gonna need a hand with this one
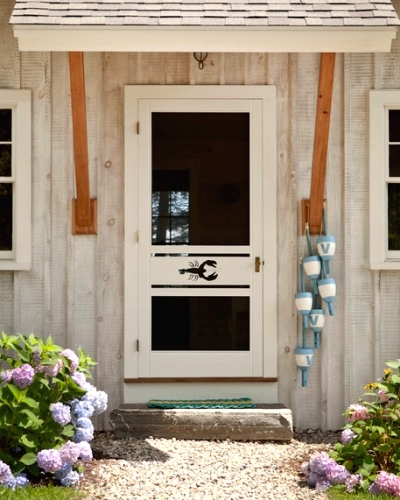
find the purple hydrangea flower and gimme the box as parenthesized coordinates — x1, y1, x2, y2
(12, 364, 35, 389)
(325, 462, 350, 484)
(59, 441, 81, 465)
(82, 388, 108, 415)
(0, 461, 12, 484)
(60, 470, 80, 487)
(347, 404, 370, 422)
(71, 371, 87, 388)
(1, 371, 13, 383)
(341, 428, 356, 445)
(345, 474, 362, 493)
(50, 402, 71, 426)
(74, 426, 94, 443)
(36, 449, 63, 473)
(71, 399, 94, 419)
(33, 348, 41, 366)
(4, 473, 29, 490)
(369, 471, 400, 496)
(77, 441, 93, 462)
(308, 452, 332, 476)
(315, 478, 331, 491)
(61, 349, 79, 373)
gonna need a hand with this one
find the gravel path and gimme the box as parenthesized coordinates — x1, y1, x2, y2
(79, 430, 340, 500)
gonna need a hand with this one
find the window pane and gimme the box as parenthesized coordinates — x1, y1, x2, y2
(0, 110, 11, 142)
(388, 183, 400, 250)
(0, 183, 12, 251)
(152, 113, 250, 246)
(152, 296, 250, 351)
(0, 145, 12, 177)
(389, 110, 400, 142)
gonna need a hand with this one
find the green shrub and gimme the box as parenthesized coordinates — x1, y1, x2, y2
(0, 333, 107, 490)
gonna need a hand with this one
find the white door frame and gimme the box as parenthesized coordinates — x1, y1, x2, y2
(124, 85, 277, 382)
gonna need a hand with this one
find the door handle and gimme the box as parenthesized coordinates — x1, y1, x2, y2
(255, 256, 261, 273)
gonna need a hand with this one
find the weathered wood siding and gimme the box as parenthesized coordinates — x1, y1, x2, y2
(2, 0, 400, 429)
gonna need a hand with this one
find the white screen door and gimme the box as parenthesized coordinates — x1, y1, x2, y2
(125, 86, 277, 379)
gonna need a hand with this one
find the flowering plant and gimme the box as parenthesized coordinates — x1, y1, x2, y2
(0, 333, 107, 489)
(302, 359, 400, 495)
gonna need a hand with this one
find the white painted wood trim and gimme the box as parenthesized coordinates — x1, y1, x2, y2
(370, 90, 400, 270)
(0, 89, 31, 271)
(13, 26, 397, 53)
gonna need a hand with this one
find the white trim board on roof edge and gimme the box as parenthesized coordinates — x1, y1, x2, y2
(12, 26, 397, 53)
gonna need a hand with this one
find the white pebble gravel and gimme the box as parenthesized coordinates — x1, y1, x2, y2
(79, 430, 339, 500)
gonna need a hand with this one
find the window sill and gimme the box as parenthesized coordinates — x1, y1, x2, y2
(370, 261, 400, 270)
(0, 261, 31, 271)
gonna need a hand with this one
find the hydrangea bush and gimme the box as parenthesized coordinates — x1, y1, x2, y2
(302, 359, 400, 496)
(0, 333, 107, 489)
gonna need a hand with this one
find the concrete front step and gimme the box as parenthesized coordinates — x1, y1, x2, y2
(110, 404, 293, 441)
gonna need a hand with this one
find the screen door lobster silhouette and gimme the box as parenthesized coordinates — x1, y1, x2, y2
(135, 95, 264, 378)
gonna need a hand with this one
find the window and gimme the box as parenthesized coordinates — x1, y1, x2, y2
(0, 90, 31, 270)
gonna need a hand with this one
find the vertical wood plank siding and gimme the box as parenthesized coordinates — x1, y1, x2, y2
(2, 0, 400, 429)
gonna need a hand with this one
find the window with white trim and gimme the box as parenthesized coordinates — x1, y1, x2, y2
(0, 90, 31, 270)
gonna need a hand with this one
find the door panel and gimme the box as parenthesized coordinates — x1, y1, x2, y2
(125, 87, 276, 380)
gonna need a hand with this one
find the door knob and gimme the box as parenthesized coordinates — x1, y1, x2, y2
(255, 256, 261, 273)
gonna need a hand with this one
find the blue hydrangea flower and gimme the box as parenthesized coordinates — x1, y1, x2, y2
(50, 402, 71, 426)
(55, 463, 72, 481)
(74, 426, 94, 443)
(4, 473, 29, 489)
(76, 417, 93, 429)
(77, 441, 93, 462)
(82, 388, 108, 415)
(36, 449, 63, 473)
(0, 461, 12, 484)
(71, 399, 94, 419)
(61, 349, 79, 373)
(60, 470, 80, 487)
(12, 364, 35, 389)
(59, 441, 81, 465)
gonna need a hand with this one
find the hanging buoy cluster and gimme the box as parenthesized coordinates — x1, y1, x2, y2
(294, 210, 336, 387)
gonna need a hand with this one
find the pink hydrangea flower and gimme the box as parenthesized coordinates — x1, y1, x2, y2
(61, 349, 79, 373)
(369, 471, 400, 496)
(36, 359, 63, 378)
(347, 404, 370, 422)
(378, 389, 389, 403)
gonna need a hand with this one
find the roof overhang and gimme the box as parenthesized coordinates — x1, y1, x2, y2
(12, 25, 398, 53)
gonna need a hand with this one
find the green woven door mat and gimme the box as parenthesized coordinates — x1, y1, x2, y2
(147, 398, 256, 409)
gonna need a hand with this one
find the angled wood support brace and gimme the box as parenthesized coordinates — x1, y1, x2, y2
(69, 52, 97, 235)
(302, 53, 336, 235)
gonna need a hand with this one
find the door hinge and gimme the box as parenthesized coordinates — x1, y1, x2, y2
(136, 339, 139, 352)
(136, 122, 140, 134)
(136, 231, 140, 243)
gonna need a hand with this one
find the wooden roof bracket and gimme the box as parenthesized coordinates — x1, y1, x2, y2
(69, 51, 97, 235)
(302, 52, 336, 235)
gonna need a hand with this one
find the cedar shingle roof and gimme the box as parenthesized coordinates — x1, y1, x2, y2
(10, 0, 400, 27)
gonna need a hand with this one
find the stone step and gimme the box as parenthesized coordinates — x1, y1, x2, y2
(110, 404, 293, 441)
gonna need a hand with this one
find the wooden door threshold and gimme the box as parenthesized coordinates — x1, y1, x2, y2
(124, 377, 278, 383)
